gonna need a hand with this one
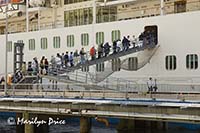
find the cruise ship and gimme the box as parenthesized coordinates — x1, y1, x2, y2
(0, 0, 200, 90)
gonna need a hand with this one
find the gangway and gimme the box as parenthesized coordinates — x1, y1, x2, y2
(38, 25, 158, 90)
(56, 43, 157, 73)
(45, 43, 159, 83)
(40, 43, 158, 91)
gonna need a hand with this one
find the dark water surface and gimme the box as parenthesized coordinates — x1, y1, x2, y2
(0, 114, 199, 133)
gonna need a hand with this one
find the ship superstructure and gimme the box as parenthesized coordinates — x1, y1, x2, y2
(0, 0, 198, 33)
(0, 0, 199, 86)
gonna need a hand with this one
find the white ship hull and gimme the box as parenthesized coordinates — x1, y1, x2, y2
(0, 11, 200, 84)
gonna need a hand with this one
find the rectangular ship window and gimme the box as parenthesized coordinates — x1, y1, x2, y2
(111, 30, 121, 42)
(96, 32, 104, 45)
(165, 55, 177, 70)
(96, 63, 104, 72)
(186, 54, 198, 70)
(41, 38, 48, 50)
(81, 33, 89, 46)
(67, 35, 75, 47)
(53, 36, 61, 49)
(29, 39, 35, 51)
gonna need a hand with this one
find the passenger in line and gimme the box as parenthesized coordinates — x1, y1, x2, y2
(130, 35, 136, 48)
(27, 61, 33, 75)
(103, 42, 111, 57)
(61, 53, 65, 66)
(90, 46, 96, 60)
(64, 51, 69, 67)
(98, 44, 103, 58)
(116, 39, 122, 52)
(139, 32, 144, 41)
(138, 32, 144, 47)
(143, 31, 148, 46)
(74, 49, 79, 65)
(55, 53, 62, 68)
(127, 35, 131, 50)
(153, 78, 158, 92)
(32, 57, 38, 75)
(50, 55, 56, 71)
(0, 77, 5, 85)
(69, 52, 74, 67)
(122, 36, 130, 51)
(112, 41, 117, 54)
(40, 56, 45, 74)
(13, 70, 23, 83)
(80, 48, 86, 64)
(145, 31, 151, 45)
(21, 62, 26, 76)
(44, 58, 49, 74)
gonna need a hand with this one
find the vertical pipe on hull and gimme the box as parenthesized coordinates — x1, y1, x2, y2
(38, 9, 40, 31)
(92, 0, 96, 46)
(160, 0, 164, 15)
(5, 4, 8, 96)
(26, 0, 29, 32)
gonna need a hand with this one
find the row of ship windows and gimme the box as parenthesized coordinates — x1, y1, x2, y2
(7, 30, 121, 52)
(82, 58, 138, 72)
(166, 54, 198, 70)
(83, 54, 199, 72)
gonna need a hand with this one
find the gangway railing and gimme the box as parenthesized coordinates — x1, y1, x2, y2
(1, 82, 200, 102)
(40, 64, 139, 92)
(55, 41, 157, 73)
(43, 42, 158, 85)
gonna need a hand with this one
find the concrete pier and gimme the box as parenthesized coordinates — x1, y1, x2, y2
(16, 113, 24, 133)
(117, 119, 168, 133)
(16, 113, 49, 133)
(34, 114, 49, 133)
(23, 112, 34, 133)
(117, 119, 135, 133)
(80, 117, 91, 133)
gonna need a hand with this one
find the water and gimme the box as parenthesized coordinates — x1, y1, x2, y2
(0, 116, 199, 133)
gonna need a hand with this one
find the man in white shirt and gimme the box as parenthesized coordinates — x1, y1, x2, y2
(147, 77, 153, 92)
(55, 53, 62, 68)
(116, 39, 122, 52)
(130, 35, 136, 48)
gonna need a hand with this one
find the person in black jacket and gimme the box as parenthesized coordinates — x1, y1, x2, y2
(63, 52, 69, 67)
(112, 41, 117, 54)
(122, 36, 130, 51)
(104, 42, 111, 57)
(98, 43, 103, 58)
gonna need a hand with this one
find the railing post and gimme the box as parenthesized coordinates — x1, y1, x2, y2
(106, 78, 108, 89)
(89, 86, 91, 99)
(85, 72, 88, 83)
(103, 85, 105, 99)
(117, 78, 119, 91)
(12, 84, 15, 96)
(125, 81, 129, 100)
(76, 70, 78, 81)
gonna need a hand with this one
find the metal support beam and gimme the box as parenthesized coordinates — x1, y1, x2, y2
(23, 112, 34, 133)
